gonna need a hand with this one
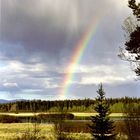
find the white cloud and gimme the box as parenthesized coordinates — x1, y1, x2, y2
(73, 64, 136, 85)
(43, 78, 60, 89)
(3, 82, 18, 88)
(80, 76, 126, 85)
(0, 60, 47, 75)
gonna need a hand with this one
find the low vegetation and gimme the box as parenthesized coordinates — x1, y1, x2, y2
(0, 121, 135, 140)
(0, 115, 21, 123)
(0, 123, 92, 140)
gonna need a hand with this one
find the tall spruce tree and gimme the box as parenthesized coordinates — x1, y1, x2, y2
(89, 84, 115, 140)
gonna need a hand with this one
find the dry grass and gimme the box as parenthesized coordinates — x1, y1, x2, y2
(0, 112, 125, 117)
(0, 123, 93, 140)
(72, 112, 124, 117)
(0, 123, 55, 140)
(0, 113, 41, 117)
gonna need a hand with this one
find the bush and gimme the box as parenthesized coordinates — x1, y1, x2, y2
(38, 113, 74, 121)
(123, 103, 140, 140)
(0, 115, 21, 123)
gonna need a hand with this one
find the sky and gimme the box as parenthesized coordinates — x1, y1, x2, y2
(0, 0, 140, 100)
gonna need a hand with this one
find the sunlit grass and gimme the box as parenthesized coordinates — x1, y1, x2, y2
(72, 112, 124, 117)
(0, 123, 93, 140)
(0, 112, 125, 117)
(0, 123, 55, 140)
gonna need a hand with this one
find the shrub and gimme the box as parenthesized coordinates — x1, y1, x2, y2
(38, 113, 74, 121)
(0, 115, 21, 123)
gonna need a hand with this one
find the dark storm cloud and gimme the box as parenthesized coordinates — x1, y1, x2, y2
(0, 0, 129, 65)
(0, 0, 71, 63)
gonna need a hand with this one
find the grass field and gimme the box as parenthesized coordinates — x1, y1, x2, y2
(0, 123, 92, 140)
(0, 123, 54, 140)
(0, 112, 125, 117)
(0, 112, 128, 139)
(72, 112, 124, 117)
(0, 122, 128, 140)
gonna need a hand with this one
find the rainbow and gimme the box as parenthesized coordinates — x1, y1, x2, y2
(59, 16, 102, 99)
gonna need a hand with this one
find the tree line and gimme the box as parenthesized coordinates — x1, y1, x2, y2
(0, 97, 139, 113)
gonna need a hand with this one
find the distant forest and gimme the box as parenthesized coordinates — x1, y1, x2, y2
(0, 97, 140, 113)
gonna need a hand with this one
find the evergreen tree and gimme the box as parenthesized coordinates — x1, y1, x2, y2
(119, 0, 140, 76)
(128, 0, 140, 20)
(89, 84, 115, 140)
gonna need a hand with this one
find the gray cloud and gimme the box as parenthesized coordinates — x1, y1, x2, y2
(0, 0, 139, 99)
(0, 0, 130, 64)
(68, 82, 140, 99)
